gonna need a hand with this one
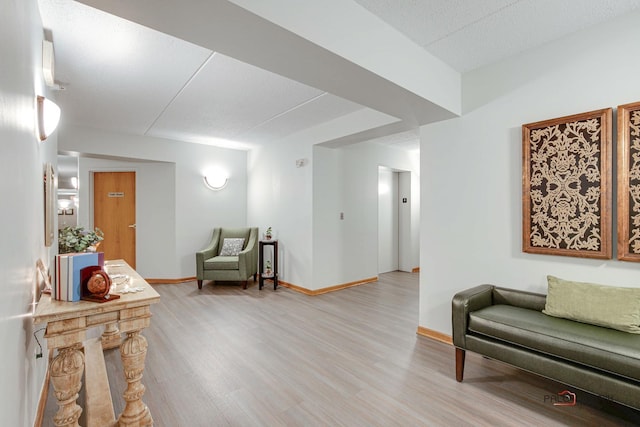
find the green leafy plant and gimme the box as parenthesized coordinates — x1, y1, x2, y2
(265, 226, 272, 239)
(58, 226, 104, 254)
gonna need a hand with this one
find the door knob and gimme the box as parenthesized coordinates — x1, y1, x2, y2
(128, 224, 136, 229)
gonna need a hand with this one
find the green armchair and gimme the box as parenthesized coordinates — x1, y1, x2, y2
(196, 227, 259, 289)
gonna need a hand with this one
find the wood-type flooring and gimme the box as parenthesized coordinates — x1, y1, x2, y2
(44, 272, 640, 426)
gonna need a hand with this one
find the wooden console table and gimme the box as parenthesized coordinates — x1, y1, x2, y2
(34, 260, 160, 427)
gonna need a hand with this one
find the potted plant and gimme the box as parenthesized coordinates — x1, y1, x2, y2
(58, 226, 104, 254)
(265, 226, 272, 240)
(264, 260, 272, 277)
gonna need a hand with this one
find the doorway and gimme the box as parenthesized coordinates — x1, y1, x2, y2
(378, 167, 412, 273)
(378, 168, 399, 273)
(57, 155, 79, 230)
(93, 171, 136, 268)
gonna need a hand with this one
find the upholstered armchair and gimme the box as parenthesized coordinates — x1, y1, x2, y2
(196, 227, 259, 289)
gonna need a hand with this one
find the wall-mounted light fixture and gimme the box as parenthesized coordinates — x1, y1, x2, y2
(43, 40, 55, 87)
(203, 168, 228, 191)
(58, 198, 72, 209)
(37, 95, 61, 141)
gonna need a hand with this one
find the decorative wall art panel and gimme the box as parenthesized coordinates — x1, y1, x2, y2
(617, 101, 640, 261)
(522, 108, 612, 259)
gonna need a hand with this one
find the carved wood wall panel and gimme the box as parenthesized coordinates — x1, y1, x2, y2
(617, 101, 640, 261)
(522, 108, 612, 259)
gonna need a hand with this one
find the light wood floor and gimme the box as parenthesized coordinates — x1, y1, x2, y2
(44, 272, 640, 426)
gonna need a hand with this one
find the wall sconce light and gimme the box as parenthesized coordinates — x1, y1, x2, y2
(203, 168, 228, 191)
(37, 95, 61, 141)
(58, 198, 71, 209)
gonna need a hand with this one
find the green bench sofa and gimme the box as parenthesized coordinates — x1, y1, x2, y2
(452, 284, 640, 410)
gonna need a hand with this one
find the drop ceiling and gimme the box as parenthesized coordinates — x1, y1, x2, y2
(354, 0, 640, 72)
(38, 0, 640, 154)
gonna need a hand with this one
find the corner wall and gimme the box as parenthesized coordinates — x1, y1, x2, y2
(248, 127, 420, 291)
(247, 140, 314, 288)
(246, 108, 402, 290)
(313, 142, 420, 290)
(0, 1, 56, 424)
(77, 157, 177, 278)
(420, 11, 640, 335)
(61, 126, 247, 278)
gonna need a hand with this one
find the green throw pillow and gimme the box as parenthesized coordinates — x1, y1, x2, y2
(543, 276, 640, 333)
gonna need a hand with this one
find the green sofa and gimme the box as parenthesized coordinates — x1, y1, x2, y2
(196, 227, 258, 289)
(452, 285, 640, 410)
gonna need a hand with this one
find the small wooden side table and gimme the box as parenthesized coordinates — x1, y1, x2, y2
(259, 239, 278, 290)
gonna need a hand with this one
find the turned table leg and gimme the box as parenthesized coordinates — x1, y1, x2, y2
(118, 330, 153, 426)
(101, 321, 122, 350)
(50, 344, 85, 427)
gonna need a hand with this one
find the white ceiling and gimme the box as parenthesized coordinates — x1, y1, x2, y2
(354, 0, 640, 72)
(38, 0, 365, 151)
(38, 0, 640, 155)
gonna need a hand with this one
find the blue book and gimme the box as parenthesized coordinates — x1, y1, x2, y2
(69, 252, 100, 302)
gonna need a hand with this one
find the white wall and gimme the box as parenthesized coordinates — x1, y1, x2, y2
(248, 124, 420, 292)
(247, 140, 314, 288)
(57, 207, 77, 228)
(77, 158, 176, 278)
(312, 145, 344, 286)
(420, 11, 640, 335)
(378, 168, 399, 273)
(247, 106, 420, 290)
(0, 1, 55, 424)
(313, 142, 420, 290)
(60, 126, 247, 278)
(398, 171, 414, 272)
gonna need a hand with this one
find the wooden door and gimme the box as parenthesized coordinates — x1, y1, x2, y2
(93, 172, 136, 267)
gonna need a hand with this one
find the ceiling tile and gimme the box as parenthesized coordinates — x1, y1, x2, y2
(367, 129, 419, 152)
(237, 93, 364, 144)
(354, 0, 640, 72)
(427, 0, 640, 71)
(38, 0, 212, 134)
(353, 0, 517, 47)
(147, 53, 327, 143)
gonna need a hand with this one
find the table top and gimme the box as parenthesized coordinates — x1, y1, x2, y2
(33, 259, 160, 324)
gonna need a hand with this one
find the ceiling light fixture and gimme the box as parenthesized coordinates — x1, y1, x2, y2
(203, 168, 228, 191)
(37, 95, 61, 141)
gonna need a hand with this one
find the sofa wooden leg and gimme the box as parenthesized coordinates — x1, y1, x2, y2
(455, 348, 465, 382)
(197, 279, 203, 289)
(243, 280, 248, 290)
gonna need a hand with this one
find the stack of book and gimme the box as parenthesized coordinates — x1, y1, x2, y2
(54, 252, 104, 301)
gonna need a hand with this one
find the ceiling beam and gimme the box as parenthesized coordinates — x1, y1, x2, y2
(76, 0, 459, 128)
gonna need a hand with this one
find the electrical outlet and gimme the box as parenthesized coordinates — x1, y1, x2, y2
(340, 212, 344, 220)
